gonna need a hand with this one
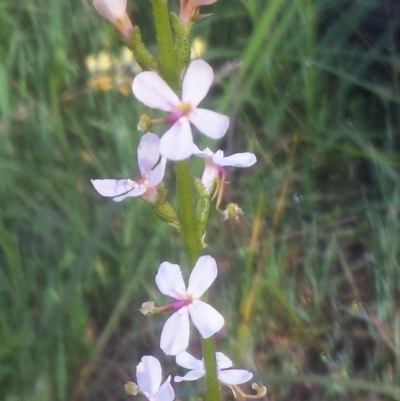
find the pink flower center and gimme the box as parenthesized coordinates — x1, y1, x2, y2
(167, 102, 194, 124)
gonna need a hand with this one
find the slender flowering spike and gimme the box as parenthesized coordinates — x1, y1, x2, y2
(132, 59, 229, 160)
(91, 133, 166, 203)
(128, 356, 174, 401)
(193, 145, 257, 193)
(180, 0, 218, 25)
(92, 0, 134, 40)
(155, 255, 224, 355)
(174, 351, 253, 385)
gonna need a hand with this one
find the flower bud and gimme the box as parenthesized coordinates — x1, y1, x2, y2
(92, 0, 134, 40)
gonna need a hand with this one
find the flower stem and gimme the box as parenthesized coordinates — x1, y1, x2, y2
(150, 0, 179, 91)
(150, 2, 221, 400)
(175, 160, 202, 266)
(175, 161, 221, 401)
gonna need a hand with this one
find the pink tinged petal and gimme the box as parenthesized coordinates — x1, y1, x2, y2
(216, 352, 233, 369)
(189, 301, 224, 338)
(160, 119, 194, 161)
(148, 157, 166, 187)
(182, 60, 214, 106)
(156, 262, 187, 299)
(141, 187, 159, 204)
(154, 376, 175, 401)
(219, 369, 253, 385)
(189, 108, 229, 139)
(161, 311, 190, 355)
(91, 179, 135, 197)
(201, 160, 219, 192)
(93, 0, 127, 22)
(213, 152, 257, 168)
(174, 369, 205, 383)
(132, 72, 180, 112)
(138, 133, 161, 174)
(176, 352, 203, 370)
(136, 356, 162, 397)
(193, 0, 218, 5)
(187, 255, 217, 298)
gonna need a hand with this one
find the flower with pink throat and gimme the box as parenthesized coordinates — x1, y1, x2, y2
(132, 59, 229, 161)
(91, 133, 166, 203)
(133, 356, 175, 401)
(92, 0, 134, 40)
(174, 351, 253, 385)
(155, 255, 225, 355)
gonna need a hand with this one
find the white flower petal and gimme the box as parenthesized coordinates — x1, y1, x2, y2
(148, 157, 166, 187)
(189, 108, 229, 139)
(154, 376, 175, 401)
(187, 255, 217, 298)
(174, 369, 205, 383)
(176, 352, 203, 370)
(136, 356, 162, 397)
(132, 72, 179, 112)
(189, 301, 224, 338)
(91, 179, 134, 197)
(93, 0, 127, 22)
(212, 152, 257, 168)
(156, 262, 186, 299)
(138, 133, 161, 174)
(160, 119, 194, 161)
(160, 311, 190, 355)
(113, 187, 146, 202)
(219, 369, 253, 385)
(216, 352, 233, 369)
(182, 59, 213, 107)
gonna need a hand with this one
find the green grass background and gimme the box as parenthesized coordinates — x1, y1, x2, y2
(1, 0, 400, 400)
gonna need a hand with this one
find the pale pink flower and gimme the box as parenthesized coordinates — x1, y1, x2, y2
(136, 356, 175, 401)
(174, 351, 253, 385)
(92, 0, 134, 40)
(193, 145, 257, 193)
(91, 133, 166, 203)
(155, 255, 225, 355)
(132, 59, 229, 161)
(179, 0, 218, 25)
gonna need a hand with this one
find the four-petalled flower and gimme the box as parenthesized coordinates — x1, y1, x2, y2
(132, 59, 229, 161)
(91, 133, 166, 203)
(155, 255, 225, 355)
(174, 351, 253, 385)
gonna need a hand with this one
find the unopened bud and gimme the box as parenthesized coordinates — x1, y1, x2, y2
(93, 0, 127, 23)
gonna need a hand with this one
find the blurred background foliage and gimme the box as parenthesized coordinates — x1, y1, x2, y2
(1, 0, 400, 400)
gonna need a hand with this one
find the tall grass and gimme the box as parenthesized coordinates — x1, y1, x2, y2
(1, 0, 399, 400)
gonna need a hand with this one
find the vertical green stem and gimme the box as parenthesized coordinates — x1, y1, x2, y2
(150, 3, 221, 400)
(175, 160, 202, 266)
(150, 0, 179, 90)
(175, 161, 221, 401)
